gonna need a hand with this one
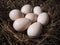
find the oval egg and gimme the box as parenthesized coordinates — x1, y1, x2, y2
(25, 13, 38, 22)
(13, 18, 32, 32)
(21, 4, 33, 14)
(9, 9, 24, 21)
(27, 22, 42, 38)
(33, 6, 42, 15)
(37, 12, 49, 25)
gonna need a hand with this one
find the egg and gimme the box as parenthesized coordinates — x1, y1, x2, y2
(33, 6, 42, 15)
(13, 18, 32, 32)
(21, 4, 33, 14)
(25, 13, 38, 22)
(9, 9, 24, 21)
(27, 22, 42, 38)
(37, 12, 49, 25)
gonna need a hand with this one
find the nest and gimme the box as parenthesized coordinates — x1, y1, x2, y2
(0, 0, 60, 45)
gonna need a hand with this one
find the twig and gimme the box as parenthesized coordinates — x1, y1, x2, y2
(2, 30, 12, 45)
(37, 35, 48, 45)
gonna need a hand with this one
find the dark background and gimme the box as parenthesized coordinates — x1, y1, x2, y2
(0, 0, 60, 45)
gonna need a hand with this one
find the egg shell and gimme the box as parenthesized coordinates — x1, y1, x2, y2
(21, 4, 33, 14)
(9, 9, 24, 21)
(25, 13, 38, 22)
(33, 6, 42, 15)
(13, 18, 32, 32)
(27, 22, 42, 38)
(37, 12, 49, 25)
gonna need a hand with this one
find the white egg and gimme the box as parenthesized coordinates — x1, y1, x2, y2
(37, 12, 49, 25)
(9, 9, 24, 21)
(27, 22, 42, 38)
(13, 18, 32, 32)
(33, 6, 42, 15)
(21, 4, 33, 14)
(25, 13, 38, 22)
